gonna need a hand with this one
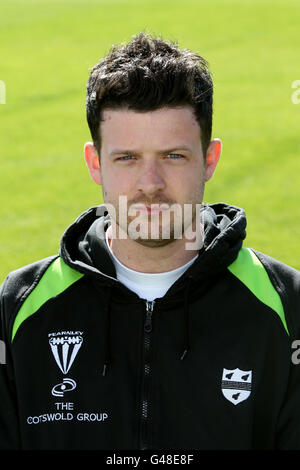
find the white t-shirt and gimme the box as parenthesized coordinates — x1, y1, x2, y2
(105, 228, 198, 301)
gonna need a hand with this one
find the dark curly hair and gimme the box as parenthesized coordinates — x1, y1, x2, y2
(86, 32, 213, 156)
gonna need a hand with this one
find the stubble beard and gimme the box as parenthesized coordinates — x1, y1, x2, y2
(101, 181, 205, 249)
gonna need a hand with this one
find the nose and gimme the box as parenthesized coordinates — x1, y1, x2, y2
(136, 161, 166, 197)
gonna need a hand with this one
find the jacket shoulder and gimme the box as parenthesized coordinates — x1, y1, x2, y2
(0, 255, 59, 338)
(253, 249, 300, 298)
(251, 249, 300, 338)
(227, 247, 300, 338)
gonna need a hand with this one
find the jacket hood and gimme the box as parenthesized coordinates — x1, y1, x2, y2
(59, 202, 247, 289)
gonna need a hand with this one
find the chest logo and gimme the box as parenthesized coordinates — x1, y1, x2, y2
(49, 331, 83, 374)
(48, 331, 83, 397)
(221, 368, 252, 405)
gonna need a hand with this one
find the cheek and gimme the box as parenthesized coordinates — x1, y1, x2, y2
(174, 167, 203, 188)
(177, 170, 206, 202)
(102, 172, 132, 201)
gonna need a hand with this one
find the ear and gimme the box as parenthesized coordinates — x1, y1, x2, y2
(84, 142, 102, 185)
(205, 138, 222, 182)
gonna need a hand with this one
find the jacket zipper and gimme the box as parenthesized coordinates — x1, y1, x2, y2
(140, 300, 155, 450)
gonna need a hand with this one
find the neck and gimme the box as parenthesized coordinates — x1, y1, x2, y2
(107, 226, 199, 273)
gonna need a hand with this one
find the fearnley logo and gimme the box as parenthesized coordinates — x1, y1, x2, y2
(221, 368, 252, 405)
(48, 331, 83, 397)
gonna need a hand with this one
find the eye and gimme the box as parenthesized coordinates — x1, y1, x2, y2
(116, 155, 135, 161)
(167, 153, 184, 160)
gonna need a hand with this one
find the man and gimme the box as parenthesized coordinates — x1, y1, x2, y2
(1, 32, 300, 450)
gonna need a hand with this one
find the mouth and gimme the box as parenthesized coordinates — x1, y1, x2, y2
(132, 203, 170, 215)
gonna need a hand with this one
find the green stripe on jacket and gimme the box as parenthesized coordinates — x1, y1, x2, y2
(228, 247, 288, 335)
(11, 257, 84, 342)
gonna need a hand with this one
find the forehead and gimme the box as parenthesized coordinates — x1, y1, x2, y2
(99, 106, 202, 150)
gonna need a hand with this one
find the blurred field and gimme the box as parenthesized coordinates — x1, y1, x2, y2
(0, 0, 300, 281)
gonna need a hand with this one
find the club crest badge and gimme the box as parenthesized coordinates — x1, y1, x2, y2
(221, 368, 252, 405)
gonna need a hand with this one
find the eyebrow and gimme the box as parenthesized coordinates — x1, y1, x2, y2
(109, 146, 192, 156)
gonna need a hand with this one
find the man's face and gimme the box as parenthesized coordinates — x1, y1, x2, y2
(85, 106, 221, 248)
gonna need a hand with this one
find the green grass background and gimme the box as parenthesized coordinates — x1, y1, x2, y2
(0, 0, 299, 282)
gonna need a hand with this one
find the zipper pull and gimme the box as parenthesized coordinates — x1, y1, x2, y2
(144, 301, 155, 333)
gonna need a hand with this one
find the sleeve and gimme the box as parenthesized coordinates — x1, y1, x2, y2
(274, 265, 300, 449)
(276, 359, 300, 449)
(252, 250, 300, 448)
(0, 276, 21, 449)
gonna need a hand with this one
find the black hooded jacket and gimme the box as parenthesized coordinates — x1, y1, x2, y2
(0, 202, 300, 450)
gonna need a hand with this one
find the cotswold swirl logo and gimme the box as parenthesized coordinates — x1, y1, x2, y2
(48, 331, 83, 397)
